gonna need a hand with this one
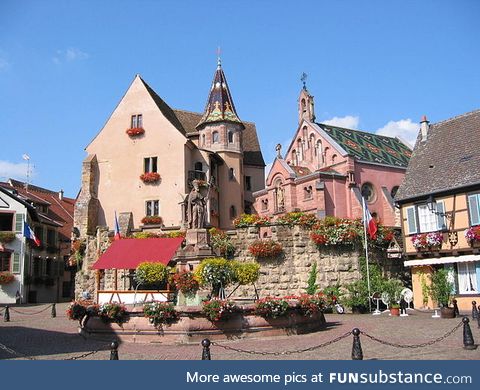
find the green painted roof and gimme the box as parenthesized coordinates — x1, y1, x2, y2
(319, 124, 412, 168)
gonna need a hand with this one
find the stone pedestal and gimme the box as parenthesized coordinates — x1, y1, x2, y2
(186, 229, 210, 249)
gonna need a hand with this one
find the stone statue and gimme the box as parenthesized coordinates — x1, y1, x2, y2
(187, 180, 211, 229)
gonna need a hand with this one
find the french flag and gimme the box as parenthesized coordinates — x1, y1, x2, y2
(363, 198, 378, 240)
(114, 211, 121, 240)
(23, 221, 41, 247)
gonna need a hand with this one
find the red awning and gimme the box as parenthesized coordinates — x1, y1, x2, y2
(91, 237, 184, 270)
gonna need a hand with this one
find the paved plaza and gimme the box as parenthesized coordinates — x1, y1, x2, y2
(0, 303, 479, 360)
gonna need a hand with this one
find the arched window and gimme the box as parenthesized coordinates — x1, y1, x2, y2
(228, 131, 234, 143)
(212, 131, 219, 143)
(324, 147, 329, 165)
(274, 179, 285, 212)
(301, 99, 306, 114)
(230, 205, 237, 219)
(229, 168, 235, 181)
(292, 149, 298, 166)
(316, 140, 323, 165)
(304, 186, 313, 200)
(332, 154, 337, 164)
(309, 134, 315, 151)
(361, 182, 376, 203)
(194, 162, 203, 172)
(297, 138, 303, 161)
(391, 186, 399, 199)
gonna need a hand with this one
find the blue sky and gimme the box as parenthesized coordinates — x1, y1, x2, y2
(0, 0, 479, 197)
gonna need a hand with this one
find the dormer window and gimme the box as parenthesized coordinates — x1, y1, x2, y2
(131, 114, 143, 128)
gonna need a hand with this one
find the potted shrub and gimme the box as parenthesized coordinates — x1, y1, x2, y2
(428, 268, 454, 318)
(134, 262, 170, 290)
(344, 280, 369, 314)
(381, 278, 404, 314)
(143, 301, 179, 326)
(195, 257, 236, 298)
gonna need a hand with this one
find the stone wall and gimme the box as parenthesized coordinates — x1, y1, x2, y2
(228, 225, 404, 298)
(75, 224, 405, 300)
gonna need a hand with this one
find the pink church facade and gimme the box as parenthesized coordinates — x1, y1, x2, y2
(253, 87, 412, 227)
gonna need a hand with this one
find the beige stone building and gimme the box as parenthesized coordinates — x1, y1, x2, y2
(74, 60, 265, 235)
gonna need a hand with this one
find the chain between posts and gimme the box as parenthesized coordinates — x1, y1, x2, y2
(0, 340, 109, 361)
(211, 331, 352, 356)
(360, 320, 464, 349)
(9, 304, 53, 315)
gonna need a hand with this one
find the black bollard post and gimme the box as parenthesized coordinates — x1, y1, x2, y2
(477, 305, 480, 329)
(351, 328, 363, 360)
(462, 317, 477, 350)
(110, 341, 119, 360)
(472, 301, 478, 320)
(51, 303, 56, 318)
(201, 338, 211, 360)
(4, 305, 10, 322)
(452, 299, 459, 318)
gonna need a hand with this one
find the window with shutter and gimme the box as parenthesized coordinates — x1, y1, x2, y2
(12, 253, 21, 274)
(406, 206, 417, 234)
(436, 201, 447, 230)
(468, 194, 480, 226)
(15, 213, 24, 232)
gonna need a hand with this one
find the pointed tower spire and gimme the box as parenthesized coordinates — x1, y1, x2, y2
(196, 59, 243, 129)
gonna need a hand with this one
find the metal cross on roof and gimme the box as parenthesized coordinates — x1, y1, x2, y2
(301, 72, 307, 89)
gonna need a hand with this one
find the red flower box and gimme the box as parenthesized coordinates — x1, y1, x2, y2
(126, 127, 145, 137)
(248, 239, 283, 258)
(140, 172, 160, 183)
(141, 216, 163, 225)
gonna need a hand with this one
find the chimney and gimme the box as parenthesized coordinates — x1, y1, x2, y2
(59, 189, 64, 201)
(420, 115, 429, 141)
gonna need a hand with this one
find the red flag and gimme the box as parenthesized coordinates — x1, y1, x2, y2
(114, 212, 121, 240)
(363, 199, 378, 240)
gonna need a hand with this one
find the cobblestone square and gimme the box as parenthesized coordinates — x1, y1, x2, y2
(1, 303, 479, 360)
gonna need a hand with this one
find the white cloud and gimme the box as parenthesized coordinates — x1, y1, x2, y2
(53, 47, 89, 64)
(322, 115, 360, 129)
(376, 119, 419, 148)
(0, 160, 32, 181)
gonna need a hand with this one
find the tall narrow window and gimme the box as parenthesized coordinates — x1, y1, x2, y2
(212, 131, 219, 143)
(245, 176, 252, 191)
(457, 262, 478, 294)
(144, 157, 158, 173)
(229, 168, 235, 181)
(131, 114, 143, 128)
(146, 200, 160, 216)
(228, 131, 234, 143)
(230, 205, 237, 219)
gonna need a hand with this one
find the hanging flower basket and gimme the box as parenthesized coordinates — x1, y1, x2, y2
(0, 231, 16, 244)
(140, 172, 160, 183)
(412, 232, 443, 250)
(465, 226, 480, 245)
(0, 271, 15, 285)
(141, 216, 163, 225)
(126, 127, 145, 137)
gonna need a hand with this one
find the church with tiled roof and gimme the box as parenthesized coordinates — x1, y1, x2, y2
(253, 83, 413, 227)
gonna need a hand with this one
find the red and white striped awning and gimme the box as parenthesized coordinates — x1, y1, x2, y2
(404, 254, 480, 267)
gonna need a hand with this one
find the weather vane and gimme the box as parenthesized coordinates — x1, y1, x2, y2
(301, 72, 307, 90)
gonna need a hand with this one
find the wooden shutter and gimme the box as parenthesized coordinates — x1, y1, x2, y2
(12, 253, 21, 274)
(436, 201, 447, 230)
(405, 206, 418, 234)
(468, 194, 480, 226)
(15, 213, 24, 232)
